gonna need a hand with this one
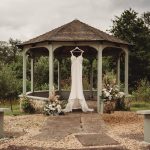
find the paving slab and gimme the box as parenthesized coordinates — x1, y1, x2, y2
(69, 146, 127, 150)
(0, 145, 65, 150)
(34, 113, 123, 149)
(81, 114, 105, 133)
(34, 115, 82, 141)
(75, 133, 119, 146)
(1, 145, 127, 150)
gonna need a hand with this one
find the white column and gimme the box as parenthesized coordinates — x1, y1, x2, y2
(57, 60, 60, 91)
(23, 51, 27, 95)
(48, 45, 54, 96)
(117, 57, 120, 88)
(90, 59, 93, 98)
(58, 59, 61, 94)
(31, 58, 34, 92)
(97, 45, 103, 113)
(124, 49, 129, 95)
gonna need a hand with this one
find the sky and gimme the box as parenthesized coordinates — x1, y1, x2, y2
(0, 0, 149, 42)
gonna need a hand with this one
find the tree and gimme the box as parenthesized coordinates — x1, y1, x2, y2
(0, 38, 21, 64)
(109, 8, 150, 89)
(34, 56, 49, 90)
(0, 41, 11, 63)
(142, 11, 150, 29)
(0, 65, 20, 111)
(9, 38, 22, 62)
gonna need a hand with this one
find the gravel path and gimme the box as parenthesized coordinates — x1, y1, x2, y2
(102, 111, 150, 150)
(0, 112, 150, 150)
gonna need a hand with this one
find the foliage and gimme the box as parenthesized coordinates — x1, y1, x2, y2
(9, 38, 22, 62)
(0, 65, 19, 99)
(0, 41, 11, 63)
(131, 101, 150, 111)
(0, 38, 24, 100)
(0, 38, 21, 63)
(102, 56, 117, 74)
(43, 89, 64, 116)
(142, 11, 150, 28)
(39, 83, 49, 90)
(34, 56, 49, 90)
(103, 71, 116, 86)
(83, 77, 90, 90)
(61, 78, 71, 90)
(0, 100, 23, 116)
(132, 79, 150, 101)
(109, 8, 150, 89)
(21, 96, 35, 113)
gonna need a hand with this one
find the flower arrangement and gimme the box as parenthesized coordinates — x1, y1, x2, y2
(102, 84, 125, 101)
(43, 88, 64, 116)
(102, 84, 126, 113)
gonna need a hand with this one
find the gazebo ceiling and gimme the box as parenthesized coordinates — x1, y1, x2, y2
(54, 46, 97, 58)
(19, 19, 129, 47)
(27, 46, 122, 58)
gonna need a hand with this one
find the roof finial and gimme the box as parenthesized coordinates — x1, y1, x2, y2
(74, 18, 79, 21)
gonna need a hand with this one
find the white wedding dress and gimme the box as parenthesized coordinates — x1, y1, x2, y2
(64, 53, 93, 112)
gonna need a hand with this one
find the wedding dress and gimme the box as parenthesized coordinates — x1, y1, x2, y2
(64, 53, 93, 112)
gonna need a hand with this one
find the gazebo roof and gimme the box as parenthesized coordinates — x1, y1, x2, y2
(20, 19, 129, 47)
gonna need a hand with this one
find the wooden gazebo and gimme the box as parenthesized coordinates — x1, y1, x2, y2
(18, 19, 130, 113)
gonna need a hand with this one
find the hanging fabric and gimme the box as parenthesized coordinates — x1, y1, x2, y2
(64, 47, 93, 112)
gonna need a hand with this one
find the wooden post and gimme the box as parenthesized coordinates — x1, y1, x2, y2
(117, 56, 120, 88)
(124, 49, 129, 95)
(48, 45, 54, 96)
(90, 59, 94, 99)
(97, 45, 103, 113)
(23, 51, 27, 95)
(31, 58, 34, 92)
(58, 59, 61, 94)
(0, 111, 4, 138)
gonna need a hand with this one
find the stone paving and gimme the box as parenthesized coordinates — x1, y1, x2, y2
(75, 133, 119, 146)
(34, 113, 123, 149)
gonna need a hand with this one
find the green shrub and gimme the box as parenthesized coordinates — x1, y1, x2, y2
(132, 79, 150, 101)
(21, 96, 35, 113)
(103, 71, 116, 86)
(115, 99, 130, 111)
(34, 56, 49, 90)
(0, 65, 19, 99)
(83, 77, 90, 90)
(37, 83, 49, 91)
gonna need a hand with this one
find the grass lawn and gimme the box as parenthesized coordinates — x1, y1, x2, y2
(0, 100, 24, 116)
(130, 101, 150, 111)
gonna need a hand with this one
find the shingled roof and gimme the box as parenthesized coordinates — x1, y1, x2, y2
(20, 19, 129, 46)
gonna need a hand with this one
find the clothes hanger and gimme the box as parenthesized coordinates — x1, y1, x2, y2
(70, 47, 84, 54)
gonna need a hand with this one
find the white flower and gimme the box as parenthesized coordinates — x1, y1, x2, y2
(108, 95, 112, 100)
(102, 84, 125, 101)
(102, 88, 110, 97)
(109, 88, 113, 93)
(56, 105, 62, 113)
(118, 92, 125, 98)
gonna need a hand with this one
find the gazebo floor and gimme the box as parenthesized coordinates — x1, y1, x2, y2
(27, 90, 97, 101)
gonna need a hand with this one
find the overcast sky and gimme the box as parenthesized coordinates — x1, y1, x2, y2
(0, 0, 149, 42)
